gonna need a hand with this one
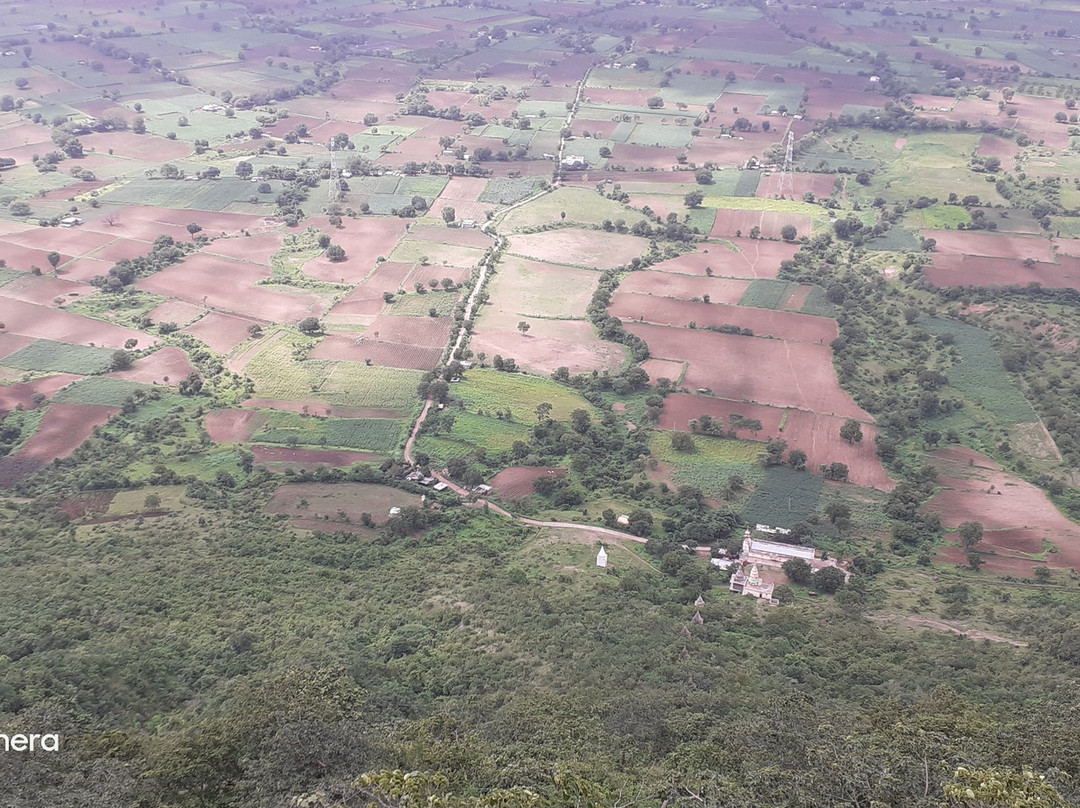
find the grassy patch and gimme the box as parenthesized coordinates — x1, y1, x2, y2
(479, 176, 547, 205)
(733, 171, 761, 198)
(740, 466, 823, 526)
(799, 285, 836, 317)
(920, 317, 1039, 425)
(651, 432, 763, 500)
(2, 340, 115, 374)
(52, 377, 149, 406)
(387, 291, 459, 317)
(738, 278, 799, 310)
(905, 204, 972, 230)
(454, 369, 592, 422)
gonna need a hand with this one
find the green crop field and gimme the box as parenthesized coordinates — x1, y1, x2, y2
(626, 124, 693, 149)
(799, 285, 836, 317)
(739, 279, 799, 310)
(318, 363, 423, 411)
(866, 227, 923, 251)
(253, 410, 402, 451)
(435, 411, 532, 454)
(52, 377, 148, 407)
(479, 177, 547, 205)
(733, 171, 761, 198)
(740, 466, 824, 527)
(2, 341, 115, 375)
(454, 369, 592, 422)
(920, 317, 1040, 425)
(651, 433, 763, 501)
(99, 178, 258, 212)
(325, 418, 401, 451)
(905, 204, 972, 230)
(388, 291, 458, 317)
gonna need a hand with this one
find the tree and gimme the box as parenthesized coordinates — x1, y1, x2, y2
(839, 418, 863, 444)
(363, 113, 378, 126)
(763, 438, 787, 467)
(235, 161, 253, 179)
(684, 189, 704, 208)
(788, 449, 808, 471)
(823, 462, 849, 481)
(441, 206, 455, 224)
(773, 585, 795, 605)
(570, 409, 591, 434)
(813, 566, 846, 594)
(535, 402, 553, 422)
(298, 317, 321, 334)
(517, 320, 530, 336)
(46, 251, 60, 269)
(186, 223, 202, 238)
(326, 244, 346, 262)
(782, 558, 813, 585)
(694, 167, 713, 185)
(670, 432, 695, 453)
(825, 503, 851, 524)
(646, 96, 664, 109)
(957, 521, 983, 548)
(107, 349, 134, 371)
(780, 224, 797, 242)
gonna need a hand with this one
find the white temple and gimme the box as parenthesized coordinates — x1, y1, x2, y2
(596, 546, 608, 568)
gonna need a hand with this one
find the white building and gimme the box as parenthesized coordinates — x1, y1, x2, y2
(596, 546, 608, 567)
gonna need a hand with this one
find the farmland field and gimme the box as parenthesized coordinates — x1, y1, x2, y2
(51, 377, 147, 407)
(454, 369, 592, 423)
(1, 341, 115, 374)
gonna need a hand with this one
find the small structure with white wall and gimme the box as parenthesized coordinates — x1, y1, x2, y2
(596, 545, 608, 568)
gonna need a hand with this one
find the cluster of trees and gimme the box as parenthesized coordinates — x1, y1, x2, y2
(89, 235, 196, 292)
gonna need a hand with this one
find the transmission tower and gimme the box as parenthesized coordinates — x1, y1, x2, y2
(327, 138, 341, 205)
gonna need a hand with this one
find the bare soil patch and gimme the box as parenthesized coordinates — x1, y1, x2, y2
(0, 403, 119, 488)
(618, 271, 750, 304)
(626, 323, 869, 420)
(184, 311, 263, 355)
(264, 481, 419, 532)
(507, 229, 648, 269)
(205, 409, 268, 443)
(252, 446, 380, 470)
(649, 239, 799, 279)
(108, 347, 196, 385)
(490, 467, 567, 499)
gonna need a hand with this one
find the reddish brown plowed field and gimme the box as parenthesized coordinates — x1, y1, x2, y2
(437, 176, 488, 203)
(252, 446, 380, 469)
(205, 409, 268, 443)
(657, 394, 891, 489)
(183, 311, 262, 354)
(87, 237, 154, 263)
(109, 347, 196, 385)
(507, 230, 648, 269)
(0, 374, 80, 412)
(243, 399, 401, 419)
(57, 257, 114, 283)
(137, 253, 327, 323)
(0, 241, 75, 272)
(0, 403, 119, 488)
(0, 298, 154, 349)
(366, 314, 454, 348)
(470, 320, 626, 376)
(148, 300, 205, 326)
(650, 239, 799, 279)
(309, 334, 442, 370)
(711, 209, 812, 241)
(781, 285, 813, 311)
(264, 481, 420, 533)
(618, 270, 750, 303)
(641, 358, 686, 385)
(925, 253, 1080, 290)
(977, 134, 1021, 160)
(923, 230, 1056, 262)
(5, 227, 116, 257)
(626, 322, 868, 419)
(490, 466, 567, 499)
(611, 293, 836, 344)
(306, 216, 410, 268)
(204, 232, 283, 263)
(0, 274, 95, 306)
(0, 333, 35, 362)
(658, 393, 785, 435)
(924, 447, 1080, 572)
